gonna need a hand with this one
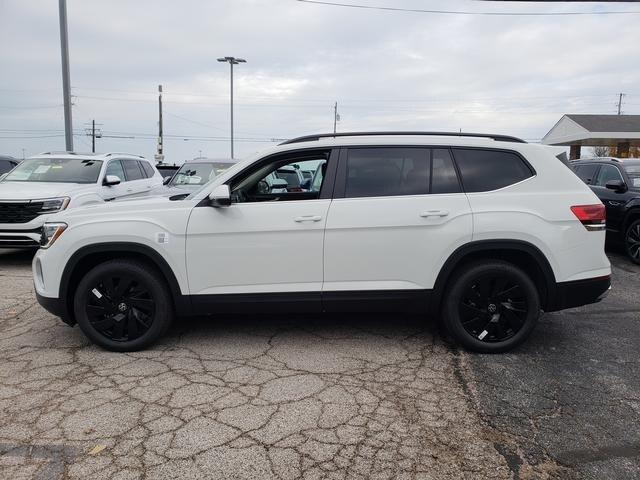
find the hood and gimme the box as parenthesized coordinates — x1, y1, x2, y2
(0, 181, 90, 200)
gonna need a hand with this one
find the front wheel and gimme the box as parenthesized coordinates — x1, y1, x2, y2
(625, 219, 640, 265)
(73, 259, 173, 351)
(442, 261, 540, 353)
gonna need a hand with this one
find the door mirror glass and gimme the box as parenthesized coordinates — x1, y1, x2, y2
(163, 175, 173, 185)
(605, 179, 627, 192)
(208, 184, 231, 207)
(103, 174, 121, 186)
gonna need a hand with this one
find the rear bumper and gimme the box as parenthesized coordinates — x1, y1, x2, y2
(35, 291, 74, 326)
(547, 275, 611, 312)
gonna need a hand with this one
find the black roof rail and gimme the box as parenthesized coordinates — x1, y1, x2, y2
(279, 131, 527, 145)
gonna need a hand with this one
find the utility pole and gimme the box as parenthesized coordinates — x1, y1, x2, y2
(84, 120, 102, 152)
(217, 56, 246, 159)
(333, 102, 339, 134)
(58, 0, 73, 151)
(156, 84, 164, 163)
(617, 93, 625, 115)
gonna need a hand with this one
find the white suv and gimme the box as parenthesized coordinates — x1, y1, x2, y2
(33, 133, 611, 353)
(0, 152, 162, 247)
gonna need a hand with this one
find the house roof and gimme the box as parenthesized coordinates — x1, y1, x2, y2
(542, 114, 640, 146)
(565, 114, 640, 133)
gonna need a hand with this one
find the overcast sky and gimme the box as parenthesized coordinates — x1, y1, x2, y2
(1, 0, 639, 162)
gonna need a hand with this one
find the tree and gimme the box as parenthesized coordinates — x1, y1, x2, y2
(591, 146, 611, 157)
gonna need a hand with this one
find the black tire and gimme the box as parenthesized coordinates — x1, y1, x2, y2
(442, 260, 540, 353)
(624, 219, 640, 265)
(73, 259, 173, 351)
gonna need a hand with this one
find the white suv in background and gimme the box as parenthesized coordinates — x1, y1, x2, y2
(33, 132, 611, 353)
(0, 152, 162, 247)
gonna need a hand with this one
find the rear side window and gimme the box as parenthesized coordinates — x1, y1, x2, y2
(431, 149, 461, 194)
(574, 164, 598, 185)
(453, 148, 533, 192)
(140, 161, 155, 178)
(122, 159, 143, 181)
(345, 148, 429, 198)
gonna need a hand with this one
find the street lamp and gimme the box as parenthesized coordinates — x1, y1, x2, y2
(217, 56, 246, 159)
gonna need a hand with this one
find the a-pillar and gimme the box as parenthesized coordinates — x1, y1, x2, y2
(617, 142, 630, 158)
(569, 144, 581, 160)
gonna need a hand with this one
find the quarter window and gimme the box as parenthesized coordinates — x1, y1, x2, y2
(345, 148, 429, 198)
(453, 148, 533, 192)
(594, 164, 623, 187)
(122, 159, 143, 181)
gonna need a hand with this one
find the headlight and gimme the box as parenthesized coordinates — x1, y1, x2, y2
(37, 197, 70, 214)
(40, 222, 68, 249)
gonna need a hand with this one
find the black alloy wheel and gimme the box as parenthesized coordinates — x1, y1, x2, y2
(74, 260, 172, 351)
(625, 219, 640, 265)
(443, 261, 540, 353)
(85, 274, 155, 342)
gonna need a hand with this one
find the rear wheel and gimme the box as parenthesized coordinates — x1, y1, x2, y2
(73, 259, 173, 351)
(624, 219, 640, 265)
(442, 261, 540, 353)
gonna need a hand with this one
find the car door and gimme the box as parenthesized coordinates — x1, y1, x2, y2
(99, 159, 130, 201)
(322, 147, 472, 311)
(185, 149, 336, 312)
(121, 159, 149, 197)
(591, 163, 628, 232)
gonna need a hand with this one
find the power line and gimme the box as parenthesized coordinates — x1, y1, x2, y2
(296, 0, 640, 16)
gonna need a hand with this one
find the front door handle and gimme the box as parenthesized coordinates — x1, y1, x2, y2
(294, 215, 322, 222)
(420, 210, 449, 218)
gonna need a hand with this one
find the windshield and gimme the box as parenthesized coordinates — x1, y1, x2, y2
(625, 165, 640, 188)
(171, 162, 234, 187)
(4, 158, 103, 184)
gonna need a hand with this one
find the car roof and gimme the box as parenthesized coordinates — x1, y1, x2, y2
(572, 157, 640, 167)
(30, 151, 148, 161)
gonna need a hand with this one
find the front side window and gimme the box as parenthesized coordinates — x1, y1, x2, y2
(106, 160, 126, 182)
(172, 162, 235, 187)
(4, 158, 103, 184)
(345, 148, 429, 198)
(231, 151, 329, 203)
(594, 164, 623, 187)
(624, 165, 640, 188)
(453, 148, 534, 192)
(122, 159, 143, 181)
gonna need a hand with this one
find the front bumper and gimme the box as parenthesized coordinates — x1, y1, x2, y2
(0, 227, 41, 248)
(35, 291, 74, 326)
(547, 275, 611, 312)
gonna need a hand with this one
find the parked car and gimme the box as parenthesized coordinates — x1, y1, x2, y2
(0, 152, 162, 248)
(0, 155, 19, 175)
(155, 158, 237, 197)
(34, 132, 610, 353)
(571, 156, 640, 264)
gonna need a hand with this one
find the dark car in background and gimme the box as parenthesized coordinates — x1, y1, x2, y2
(571, 157, 640, 263)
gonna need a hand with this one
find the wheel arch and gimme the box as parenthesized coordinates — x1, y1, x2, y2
(623, 205, 640, 233)
(431, 240, 557, 315)
(60, 242, 190, 325)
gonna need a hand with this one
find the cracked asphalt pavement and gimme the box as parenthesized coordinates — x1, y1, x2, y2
(0, 248, 638, 479)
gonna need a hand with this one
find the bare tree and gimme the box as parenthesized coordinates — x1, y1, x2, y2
(591, 146, 610, 157)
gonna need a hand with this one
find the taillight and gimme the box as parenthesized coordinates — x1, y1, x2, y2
(570, 204, 606, 231)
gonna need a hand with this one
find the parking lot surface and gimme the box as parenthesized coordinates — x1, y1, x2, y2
(0, 249, 638, 480)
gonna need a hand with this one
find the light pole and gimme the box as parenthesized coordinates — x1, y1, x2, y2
(217, 56, 246, 159)
(58, 0, 73, 151)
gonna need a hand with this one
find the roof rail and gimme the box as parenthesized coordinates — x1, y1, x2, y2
(104, 152, 145, 159)
(279, 131, 527, 145)
(37, 151, 97, 156)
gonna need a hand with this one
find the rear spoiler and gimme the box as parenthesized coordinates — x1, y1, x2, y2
(555, 151, 570, 167)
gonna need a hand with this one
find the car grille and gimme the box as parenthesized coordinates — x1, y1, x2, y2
(0, 235, 40, 248)
(0, 201, 45, 224)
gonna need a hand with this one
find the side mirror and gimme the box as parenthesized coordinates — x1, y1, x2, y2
(208, 184, 231, 207)
(270, 178, 288, 192)
(163, 176, 172, 185)
(605, 179, 627, 192)
(103, 175, 121, 186)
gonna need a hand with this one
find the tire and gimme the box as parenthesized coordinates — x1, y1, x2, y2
(73, 259, 173, 351)
(624, 219, 640, 265)
(442, 260, 540, 353)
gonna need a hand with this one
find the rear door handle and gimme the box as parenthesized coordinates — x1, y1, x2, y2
(420, 210, 449, 218)
(294, 215, 322, 222)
